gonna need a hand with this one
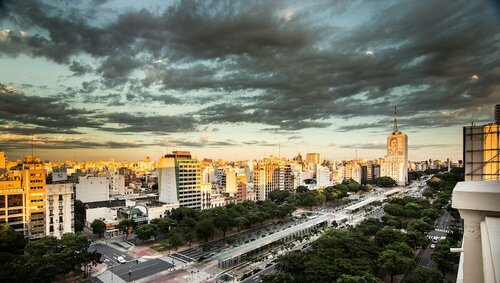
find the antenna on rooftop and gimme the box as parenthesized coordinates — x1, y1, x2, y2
(392, 105, 398, 133)
(31, 133, 34, 158)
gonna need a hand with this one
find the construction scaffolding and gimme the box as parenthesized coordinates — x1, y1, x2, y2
(463, 124, 500, 181)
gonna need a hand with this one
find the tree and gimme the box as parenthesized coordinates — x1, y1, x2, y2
(74, 199, 86, 232)
(385, 242, 412, 258)
(296, 186, 309, 193)
(373, 177, 396, 187)
(118, 219, 135, 239)
(215, 213, 233, 237)
(408, 267, 444, 283)
(421, 208, 440, 221)
(378, 249, 413, 283)
(135, 224, 158, 242)
(156, 217, 173, 235)
(403, 231, 427, 249)
(234, 216, 249, 231)
(406, 218, 433, 234)
(195, 218, 215, 242)
(268, 189, 291, 205)
(431, 240, 459, 273)
(167, 231, 183, 251)
(375, 227, 404, 247)
(91, 219, 105, 238)
(0, 225, 26, 254)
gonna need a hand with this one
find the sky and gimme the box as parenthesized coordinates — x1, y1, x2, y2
(0, 0, 499, 162)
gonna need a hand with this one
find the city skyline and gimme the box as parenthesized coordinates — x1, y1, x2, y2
(1, 0, 499, 162)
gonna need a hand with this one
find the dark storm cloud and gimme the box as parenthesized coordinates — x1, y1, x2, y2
(69, 60, 92, 75)
(99, 112, 197, 133)
(160, 137, 238, 148)
(0, 82, 101, 132)
(0, 0, 498, 133)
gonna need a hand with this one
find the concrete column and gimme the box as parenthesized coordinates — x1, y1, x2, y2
(452, 181, 500, 283)
(459, 209, 484, 283)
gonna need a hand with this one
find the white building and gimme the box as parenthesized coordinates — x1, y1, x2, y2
(108, 172, 125, 195)
(210, 193, 225, 208)
(381, 109, 408, 185)
(158, 151, 201, 209)
(46, 183, 74, 238)
(75, 175, 110, 203)
(316, 165, 331, 188)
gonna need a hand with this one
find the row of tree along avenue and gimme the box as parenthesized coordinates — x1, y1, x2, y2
(264, 169, 464, 283)
(0, 225, 101, 282)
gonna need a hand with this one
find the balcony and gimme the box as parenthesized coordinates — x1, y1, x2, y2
(451, 180, 500, 283)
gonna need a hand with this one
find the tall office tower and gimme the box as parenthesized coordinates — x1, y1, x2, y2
(463, 104, 500, 181)
(306, 153, 321, 164)
(0, 150, 5, 174)
(46, 183, 74, 238)
(158, 151, 201, 209)
(21, 156, 47, 239)
(381, 107, 408, 185)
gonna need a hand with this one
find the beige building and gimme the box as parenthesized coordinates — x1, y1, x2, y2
(306, 153, 321, 164)
(381, 110, 408, 185)
(46, 183, 74, 238)
(0, 150, 5, 174)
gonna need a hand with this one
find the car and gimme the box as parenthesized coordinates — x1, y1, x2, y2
(117, 256, 126, 264)
(430, 244, 436, 249)
(431, 238, 439, 244)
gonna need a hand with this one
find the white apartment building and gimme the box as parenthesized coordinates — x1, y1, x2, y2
(108, 172, 125, 195)
(75, 175, 110, 203)
(316, 165, 331, 188)
(158, 151, 201, 209)
(46, 183, 74, 238)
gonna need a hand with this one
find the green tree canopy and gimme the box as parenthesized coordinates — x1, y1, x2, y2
(195, 218, 215, 242)
(378, 249, 413, 283)
(408, 267, 444, 283)
(0, 225, 26, 254)
(135, 224, 158, 242)
(91, 219, 105, 238)
(373, 177, 397, 187)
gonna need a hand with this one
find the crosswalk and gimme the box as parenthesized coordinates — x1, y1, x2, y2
(90, 240, 106, 246)
(435, 228, 449, 233)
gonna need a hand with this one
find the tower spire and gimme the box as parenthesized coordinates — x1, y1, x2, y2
(392, 105, 398, 133)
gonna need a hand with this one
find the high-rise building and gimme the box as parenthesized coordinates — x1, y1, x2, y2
(21, 156, 47, 239)
(0, 150, 5, 174)
(46, 183, 74, 238)
(463, 104, 500, 181)
(253, 157, 293, 201)
(158, 151, 202, 209)
(381, 107, 408, 185)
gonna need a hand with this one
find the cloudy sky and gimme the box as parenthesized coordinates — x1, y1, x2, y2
(0, 0, 499, 162)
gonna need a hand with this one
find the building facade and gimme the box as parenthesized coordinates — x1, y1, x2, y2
(75, 175, 110, 203)
(46, 183, 74, 238)
(381, 131, 409, 185)
(158, 151, 202, 209)
(463, 121, 499, 181)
